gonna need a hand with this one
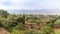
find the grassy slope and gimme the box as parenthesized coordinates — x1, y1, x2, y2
(54, 29, 60, 34)
(54, 19, 60, 25)
(54, 19, 60, 34)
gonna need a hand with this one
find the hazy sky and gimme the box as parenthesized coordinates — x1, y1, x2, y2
(0, 0, 60, 10)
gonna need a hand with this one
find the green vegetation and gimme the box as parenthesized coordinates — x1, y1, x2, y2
(0, 9, 59, 34)
(23, 30, 40, 34)
(54, 19, 60, 25)
(54, 29, 60, 34)
(41, 25, 54, 34)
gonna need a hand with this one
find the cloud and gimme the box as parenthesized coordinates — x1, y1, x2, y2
(0, 0, 60, 9)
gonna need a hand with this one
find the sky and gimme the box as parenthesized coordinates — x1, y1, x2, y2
(0, 0, 60, 10)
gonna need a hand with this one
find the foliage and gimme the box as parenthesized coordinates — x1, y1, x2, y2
(23, 30, 40, 34)
(35, 20, 41, 25)
(41, 26, 53, 34)
(11, 30, 21, 34)
(0, 10, 9, 18)
(0, 10, 58, 34)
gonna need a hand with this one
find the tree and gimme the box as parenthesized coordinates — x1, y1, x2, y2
(22, 14, 25, 24)
(0, 10, 9, 18)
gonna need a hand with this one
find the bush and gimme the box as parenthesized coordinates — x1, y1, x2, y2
(11, 30, 21, 34)
(41, 25, 53, 34)
(23, 30, 40, 34)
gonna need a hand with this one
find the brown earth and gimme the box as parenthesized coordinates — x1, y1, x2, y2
(0, 27, 10, 34)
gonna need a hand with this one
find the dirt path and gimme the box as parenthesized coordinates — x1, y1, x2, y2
(0, 27, 10, 34)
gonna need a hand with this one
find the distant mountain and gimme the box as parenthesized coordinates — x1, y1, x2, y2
(7, 9, 60, 15)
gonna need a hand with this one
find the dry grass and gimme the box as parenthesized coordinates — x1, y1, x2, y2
(54, 29, 60, 34)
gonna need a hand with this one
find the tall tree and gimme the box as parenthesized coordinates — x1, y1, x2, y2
(0, 10, 9, 18)
(23, 14, 25, 24)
